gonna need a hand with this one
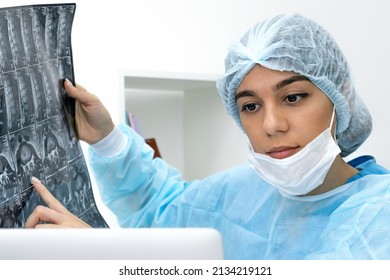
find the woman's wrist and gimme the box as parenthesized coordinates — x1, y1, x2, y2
(90, 126, 128, 157)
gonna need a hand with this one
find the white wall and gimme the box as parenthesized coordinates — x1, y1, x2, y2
(183, 87, 247, 179)
(5, 0, 390, 225)
(125, 88, 185, 173)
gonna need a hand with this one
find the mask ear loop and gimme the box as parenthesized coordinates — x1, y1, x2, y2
(330, 108, 338, 143)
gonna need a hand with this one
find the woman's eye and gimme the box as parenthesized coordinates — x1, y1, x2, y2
(285, 93, 307, 104)
(242, 103, 260, 112)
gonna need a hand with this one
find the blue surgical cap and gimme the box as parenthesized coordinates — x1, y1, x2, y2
(216, 14, 372, 157)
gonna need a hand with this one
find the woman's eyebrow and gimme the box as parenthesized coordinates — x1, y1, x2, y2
(235, 75, 310, 102)
(235, 90, 256, 102)
(275, 75, 310, 90)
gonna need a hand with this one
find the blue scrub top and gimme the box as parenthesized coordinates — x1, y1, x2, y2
(89, 124, 390, 259)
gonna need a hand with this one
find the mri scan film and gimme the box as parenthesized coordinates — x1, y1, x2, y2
(0, 3, 108, 228)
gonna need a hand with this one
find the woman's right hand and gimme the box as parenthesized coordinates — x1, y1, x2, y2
(25, 177, 91, 228)
(64, 79, 115, 144)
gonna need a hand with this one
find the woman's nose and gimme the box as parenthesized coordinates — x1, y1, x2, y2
(262, 107, 288, 136)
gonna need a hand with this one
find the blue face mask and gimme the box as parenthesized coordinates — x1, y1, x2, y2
(248, 110, 341, 196)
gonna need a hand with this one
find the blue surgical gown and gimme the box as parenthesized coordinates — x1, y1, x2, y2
(89, 124, 390, 259)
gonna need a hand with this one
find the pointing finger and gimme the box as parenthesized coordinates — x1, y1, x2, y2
(30, 177, 70, 215)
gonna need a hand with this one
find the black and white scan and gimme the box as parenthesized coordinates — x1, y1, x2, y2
(0, 4, 108, 228)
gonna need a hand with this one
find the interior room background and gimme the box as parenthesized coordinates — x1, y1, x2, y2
(5, 0, 390, 226)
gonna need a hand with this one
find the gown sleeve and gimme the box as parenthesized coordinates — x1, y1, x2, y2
(88, 124, 187, 227)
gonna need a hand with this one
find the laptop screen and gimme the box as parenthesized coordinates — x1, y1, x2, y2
(0, 228, 224, 260)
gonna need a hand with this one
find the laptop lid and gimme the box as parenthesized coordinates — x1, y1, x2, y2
(0, 228, 224, 260)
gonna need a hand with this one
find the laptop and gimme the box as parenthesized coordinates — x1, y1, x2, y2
(0, 228, 224, 260)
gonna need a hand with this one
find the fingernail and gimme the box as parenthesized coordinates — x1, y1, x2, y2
(65, 78, 73, 87)
(31, 177, 41, 184)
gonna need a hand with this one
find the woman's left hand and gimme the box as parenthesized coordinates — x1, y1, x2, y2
(25, 177, 91, 228)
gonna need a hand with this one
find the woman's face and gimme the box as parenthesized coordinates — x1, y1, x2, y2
(236, 65, 334, 159)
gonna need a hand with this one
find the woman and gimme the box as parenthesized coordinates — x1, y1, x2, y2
(26, 14, 390, 259)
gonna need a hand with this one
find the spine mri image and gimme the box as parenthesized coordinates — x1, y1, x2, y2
(0, 4, 107, 228)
